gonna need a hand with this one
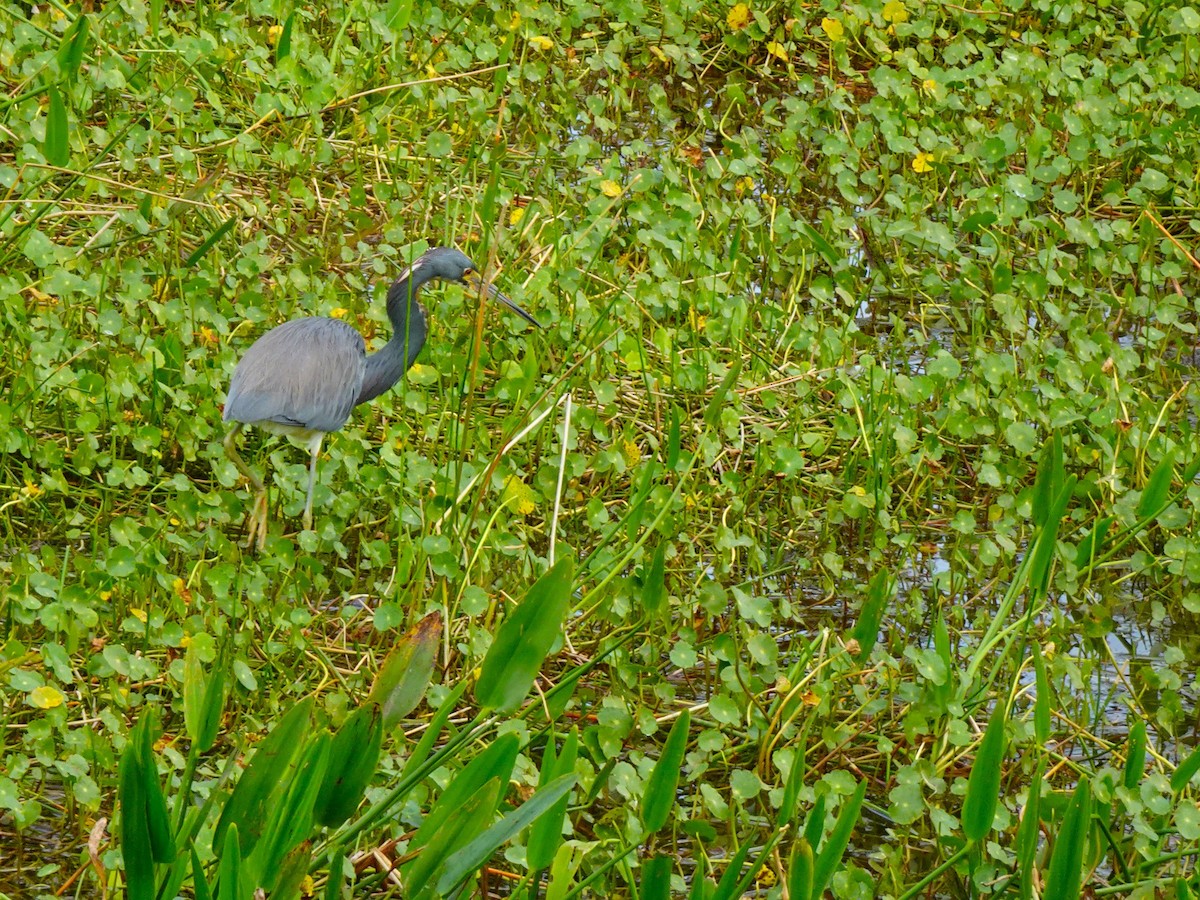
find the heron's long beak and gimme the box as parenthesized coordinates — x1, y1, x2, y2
(465, 271, 542, 328)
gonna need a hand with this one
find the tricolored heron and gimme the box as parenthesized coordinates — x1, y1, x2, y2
(222, 246, 539, 548)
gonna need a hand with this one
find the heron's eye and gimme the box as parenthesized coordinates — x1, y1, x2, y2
(462, 267, 474, 277)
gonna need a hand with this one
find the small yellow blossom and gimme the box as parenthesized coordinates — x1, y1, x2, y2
(506, 12, 521, 30)
(821, 17, 845, 41)
(30, 686, 65, 709)
(735, 176, 755, 196)
(765, 41, 788, 61)
(509, 206, 526, 226)
(330, 307, 349, 319)
(621, 438, 640, 467)
(130, 608, 148, 623)
(922, 78, 937, 92)
(649, 45, 669, 64)
(22, 479, 41, 498)
(267, 24, 282, 45)
(100, 590, 112, 601)
(529, 35, 553, 50)
(600, 180, 623, 198)
(912, 151, 934, 173)
(882, 1, 908, 23)
(198, 325, 217, 345)
(727, 3, 751, 30)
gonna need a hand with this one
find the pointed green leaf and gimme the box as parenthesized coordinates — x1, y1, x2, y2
(409, 734, 519, 855)
(314, 704, 383, 827)
(1171, 744, 1200, 793)
(704, 361, 742, 430)
(275, 11, 295, 63)
(851, 569, 891, 661)
(1016, 763, 1043, 900)
(775, 748, 806, 828)
(811, 779, 866, 897)
(368, 611, 442, 729)
(641, 542, 668, 617)
(641, 711, 691, 834)
(1032, 645, 1051, 745)
(137, 713, 175, 863)
(1075, 516, 1114, 570)
(476, 557, 574, 712)
(802, 793, 826, 851)
(1137, 450, 1175, 520)
(433, 774, 577, 896)
(406, 779, 500, 900)
(45, 86, 70, 167)
(214, 696, 314, 857)
(118, 728, 155, 900)
(1032, 432, 1064, 527)
(400, 681, 469, 783)
(526, 728, 579, 871)
(56, 15, 90, 82)
(1043, 777, 1092, 900)
(962, 708, 1007, 842)
(787, 839, 814, 900)
(216, 823, 244, 900)
(641, 855, 672, 900)
(1125, 720, 1147, 791)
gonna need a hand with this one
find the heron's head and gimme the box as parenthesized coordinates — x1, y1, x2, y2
(416, 246, 541, 328)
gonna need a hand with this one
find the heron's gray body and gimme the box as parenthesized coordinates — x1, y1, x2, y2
(222, 246, 536, 547)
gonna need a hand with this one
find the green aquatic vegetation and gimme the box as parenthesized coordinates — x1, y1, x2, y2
(2, 0, 1200, 896)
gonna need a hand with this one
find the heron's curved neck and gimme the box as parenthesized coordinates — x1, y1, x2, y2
(356, 266, 428, 406)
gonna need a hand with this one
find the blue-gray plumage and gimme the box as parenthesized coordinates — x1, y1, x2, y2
(222, 246, 540, 548)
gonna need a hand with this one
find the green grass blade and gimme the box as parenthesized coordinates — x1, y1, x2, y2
(1043, 777, 1092, 900)
(1032, 432, 1064, 527)
(476, 557, 574, 712)
(962, 707, 1007, 843)
(183, 215, 238, 268)
(811, 779, 867, 896)
(1075, 515, 1114, 570)
(367, 610, 443, 729)
(802, 793, 826, 850)
(641, 711, 691, 835)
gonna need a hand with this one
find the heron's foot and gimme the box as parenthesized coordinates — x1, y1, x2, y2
(245, 490, 269, 551)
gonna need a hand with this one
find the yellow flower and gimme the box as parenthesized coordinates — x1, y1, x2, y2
(821, 17, 845, 41)
(21, 479, 41, 498)
(509, 206, 526, 225)
(649, 45, 668, 64)
(267, 24, 282, 45)
(600, 179, 623, 198)
(529, 35, 553, 50)
(330, 307, 349, 319)
(506, 12, 521, 30)
(882, 0, 908, 23)
(130, 608, 148, 623)
(912, 151, 934, 173)
(922, 78, 937, 92)
(500, 475, 536, 515)
(30, 686, 65, 709)
(765, 41, 788, 61)
(735, 176, 755, 196)
(727, 3, 751, 30)
(622, 438, 640, 467)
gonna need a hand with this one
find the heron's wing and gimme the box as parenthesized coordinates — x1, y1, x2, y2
(224, 318, 366, 434)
